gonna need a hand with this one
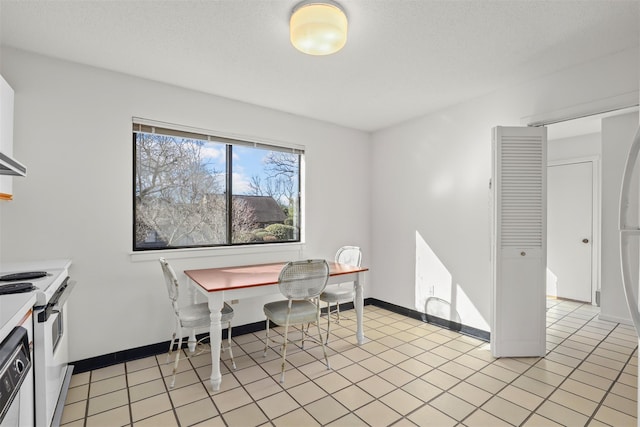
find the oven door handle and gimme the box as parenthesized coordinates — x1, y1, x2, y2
(37, 279, 76, 323)
(50, 279, 76, 311)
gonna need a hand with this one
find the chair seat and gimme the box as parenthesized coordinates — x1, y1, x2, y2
(264, 300, 318, 325)
(320, 286, 354, 304)
(180, 302, 233, 328)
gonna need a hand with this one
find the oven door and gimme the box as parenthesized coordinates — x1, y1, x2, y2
(34, 278, 76, 427)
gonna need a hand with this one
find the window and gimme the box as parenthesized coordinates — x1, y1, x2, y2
(133, 120, 302, 251)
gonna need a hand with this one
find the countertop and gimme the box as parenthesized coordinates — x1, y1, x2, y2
(0, 259, 72, 341)
(0, 291, 36, 341)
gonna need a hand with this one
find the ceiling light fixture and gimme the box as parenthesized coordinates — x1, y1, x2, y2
(290, 0, 348, 56)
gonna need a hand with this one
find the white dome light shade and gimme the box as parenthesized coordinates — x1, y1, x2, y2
(290, 1, 348, 56)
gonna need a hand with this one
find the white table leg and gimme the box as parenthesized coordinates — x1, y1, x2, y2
(354, 272, 365, 344)
(207, 293, 224, 391)
(187, 329, 197, 353)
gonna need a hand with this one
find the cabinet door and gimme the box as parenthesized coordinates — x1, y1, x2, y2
(0, 75, 14, 199)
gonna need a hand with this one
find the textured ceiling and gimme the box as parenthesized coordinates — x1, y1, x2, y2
(0, 0, 638, 132)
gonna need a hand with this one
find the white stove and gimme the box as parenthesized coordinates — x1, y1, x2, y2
(0, 269, 67, 307)
(0, 261, 71, 306)
(0, 260, 74, 427)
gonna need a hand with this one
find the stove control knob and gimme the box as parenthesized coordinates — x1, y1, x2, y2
(14, 359, 25, 374)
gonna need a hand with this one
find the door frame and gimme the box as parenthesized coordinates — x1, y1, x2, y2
(547, 156, 600, 304)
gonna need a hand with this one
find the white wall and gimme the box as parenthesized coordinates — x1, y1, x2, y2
(547, 132, 601, 162)
(1, 44, 638, 361)
(370, 47, 639, 333)
(0, 47, 371, 362)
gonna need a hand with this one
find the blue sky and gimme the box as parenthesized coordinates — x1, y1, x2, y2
(200, 141, 291, 195)
(232, 145, 271, 194)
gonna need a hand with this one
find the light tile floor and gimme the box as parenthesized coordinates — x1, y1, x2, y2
(61, 300, 638, 426)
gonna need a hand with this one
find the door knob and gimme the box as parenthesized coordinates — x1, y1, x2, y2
(582, 238, 589, 244)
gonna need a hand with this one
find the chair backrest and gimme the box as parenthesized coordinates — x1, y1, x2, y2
(278, 259, 330, 300)
(159, 258, 180, 314)
(335, 246, 362, 267)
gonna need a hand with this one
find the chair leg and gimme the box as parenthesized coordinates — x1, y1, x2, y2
(279, 303, 294, 383)
(167, 330, 177, 364)
(316, 311, 330, 371)
(326, 301, 332, 343)
(301, 323, 307, 350)
(280, 321, 289, 383)
(336, 303, 341, 323)
(263, 319, 270, 357)
(227, 321, 236, 370)
(170, 332, 183, 389)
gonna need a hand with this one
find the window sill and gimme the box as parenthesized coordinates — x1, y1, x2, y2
(129, 242, 305, 263)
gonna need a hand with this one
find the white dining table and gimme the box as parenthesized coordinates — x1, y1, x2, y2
(184, 260, 368, 391)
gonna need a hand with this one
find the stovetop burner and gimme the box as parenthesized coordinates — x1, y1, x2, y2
(0, 282, 36, 294)
(0, 271, 47, 282)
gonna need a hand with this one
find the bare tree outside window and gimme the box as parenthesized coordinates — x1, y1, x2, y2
(133, 124, 302, 250)
(135, 133, 228, 248)
(233, 147, 300, 244)
(248, 152, 298, 205)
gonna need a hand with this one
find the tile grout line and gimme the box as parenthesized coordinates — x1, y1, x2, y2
(124, 361, 134, 426)
(395, 324, 504, 425)
(201, 347, 247, 423)
(63, 305, 595, 426)
(345, 310, 515, 425)
(335, 317, 442, 425)
(248, 328, 326, 425)
(585, 324, 638, 426)
(63, 304, 636, 427)
(516, 306, 602, 426)
(270, 326, 375, 425)
(75, 310, 437, 426)
(230, 327, 357, 426)
(139, 351, 183, 425)
(189, 340, 273, 426)
(385, 304, 563, 426)
(455, 301, 599, 426)
(239, 315, 424, 425)
(343, 313, 478, 425)
(518, 307, 629, 426)
(181, 317, 490, 427)
(83, 371, 91, 427)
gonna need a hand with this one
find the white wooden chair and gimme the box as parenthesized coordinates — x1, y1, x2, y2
(159, 257, 235, 388)
(263, 259, 330, 383)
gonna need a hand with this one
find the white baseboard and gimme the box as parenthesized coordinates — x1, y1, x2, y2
(598, 313, 633, 326)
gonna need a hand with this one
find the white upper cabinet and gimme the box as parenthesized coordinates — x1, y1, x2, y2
(0, 75, 17, 199)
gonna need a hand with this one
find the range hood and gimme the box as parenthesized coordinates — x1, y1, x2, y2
(0, 152, 26, 177)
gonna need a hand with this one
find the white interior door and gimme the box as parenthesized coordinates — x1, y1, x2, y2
(491, 126, 547, 358)
(547, 161, 593, 302)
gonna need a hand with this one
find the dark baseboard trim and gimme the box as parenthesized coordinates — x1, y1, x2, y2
(72, 341, 170, 374)
(72, 320, 266, 374)
(366, 298, 490, 342)
(72, 298, 488, 373)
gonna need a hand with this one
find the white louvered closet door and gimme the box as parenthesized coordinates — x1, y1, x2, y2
(491, 126, 547, 358)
